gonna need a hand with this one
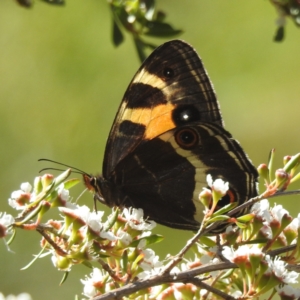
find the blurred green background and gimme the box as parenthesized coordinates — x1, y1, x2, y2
(0, 0, 300, 299)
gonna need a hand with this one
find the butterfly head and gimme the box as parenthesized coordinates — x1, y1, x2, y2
(82, 174, 107, 206)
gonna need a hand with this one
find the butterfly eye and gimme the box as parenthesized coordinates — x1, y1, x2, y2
(162, 67, 175, 79)
(175, 128, 199, 150)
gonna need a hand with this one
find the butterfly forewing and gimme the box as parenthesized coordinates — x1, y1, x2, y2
(103, 40, 222, 177)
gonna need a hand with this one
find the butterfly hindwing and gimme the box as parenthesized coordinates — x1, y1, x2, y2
(98, 122, 257, 230)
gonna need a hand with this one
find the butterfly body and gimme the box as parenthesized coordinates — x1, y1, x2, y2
(87, 40, 258, 231)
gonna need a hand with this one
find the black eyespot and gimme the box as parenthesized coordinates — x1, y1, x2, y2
(163, 67, 175, 79)
(172, 105, 201, 126)
(175, 128, 199, 150)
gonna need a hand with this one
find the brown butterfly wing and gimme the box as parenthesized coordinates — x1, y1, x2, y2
(103, 40, 222, 177)
(98, 123, 258, 230)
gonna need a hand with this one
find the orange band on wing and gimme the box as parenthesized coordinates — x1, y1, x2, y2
(123, 103, 176, 140)
(145, 104, 176, 139)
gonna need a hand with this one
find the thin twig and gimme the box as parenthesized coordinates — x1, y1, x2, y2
(36, 226, 67, 256)
(93, 261, 237, 300)
(160, 222, 206, 274)
(97, 258, 121, 286)
(190, 278, 236, 300)
(268, 244, 296, 257)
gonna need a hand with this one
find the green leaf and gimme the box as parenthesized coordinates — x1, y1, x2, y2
(121, 250, 128, 273)
(59, 271, 69, 285)
(111, 5, 130, 30)
(236, 221, 248, 229)
(7, 228, 16, 245)
(206, 215, 230, 224)
(144, 21, 182, 37)
(283, 153, 300, 173)
(244, 238, 268, 244)
(16, 0, 32, 8)
(236, 213, 255, 223)
(21, 244, 47, 270)
(268, 148, 275, 182)
(63, 178, 80, 190)
(212, 202, 238, 217)
(130, 234, 164, 247)
(112, 18, 124, 47)
(103, 208, 119, 231)
(199, 236, 217, 248)
(53, 169, 72, 189)
(274, 26, 284, 42)
(156, 10, 166, 22)
(15, 201, 44, 226)
(41, 0, 65, 5)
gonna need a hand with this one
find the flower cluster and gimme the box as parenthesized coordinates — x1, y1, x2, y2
(2, 152, 300, 299)
(0, 293, 32, 300)
(222, 245, 299, 297)
(1, 170, 165, 298)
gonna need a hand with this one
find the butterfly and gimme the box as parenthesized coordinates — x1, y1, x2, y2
(84, 40, 258, 231)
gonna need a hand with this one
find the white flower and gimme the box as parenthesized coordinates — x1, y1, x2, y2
(59, 205, 91, 223)
(0, 293, 32, 300)
(265, 255, 299, 284)
(248, 244, 263, 256)
(122, 208, 156, 231)
(8, 182, 33, 210)
(123, 207, 143, 221)
(20, 182, 32, 193)
(222, 246, 235, 262)
(231, 290, 243, 299)
(222, 245, 261, 263)
(140, 248, 162, 271)
(0, 212, 15, 238)
(225, 225, 235, 234)
(206, 174, 229, 195)
(137, 248, 162, 279)
(86, 210, 116, 241)
(206, 174, 213, 187)
(60, 206, 116, 241)
(85, 211, 103, 232)
(138, 231, 152, 239)
(251, 199, 270, 212)
(285, 214, 300, 243)
(260, 224, 273, 239)
(57, 185, 69, 201)
(271, 204, 290, 224)
(170, 266, 181, 277)
(251, 199, 271, 222)
(200, 289, 208, 297)
(81, 268, 105, 298)
(276, 285, 300, 298)
(286, 213, 300, 231)
(55, 184, 77, 209)
(117, 229, 132, 246)
(200, 253, 214, 265)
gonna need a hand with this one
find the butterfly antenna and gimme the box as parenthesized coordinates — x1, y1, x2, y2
(38, 158, 91, 177)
